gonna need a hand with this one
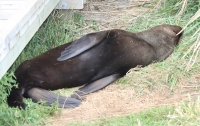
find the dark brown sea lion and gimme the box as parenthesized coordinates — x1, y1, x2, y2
(7, 24, 183, 109)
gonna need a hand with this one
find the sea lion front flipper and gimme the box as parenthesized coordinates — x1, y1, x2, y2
(57, 31, 108, 61)
(71, 74, 122, 99)
(27, 88, 81, 108)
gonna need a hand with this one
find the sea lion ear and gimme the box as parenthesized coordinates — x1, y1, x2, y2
(57, 31, 108, 61)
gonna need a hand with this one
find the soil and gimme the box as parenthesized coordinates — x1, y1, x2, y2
(48, 0, 200, 125)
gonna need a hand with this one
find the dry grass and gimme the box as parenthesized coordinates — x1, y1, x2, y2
(49, 76, 200, 125)
(72, 0, 151, 34)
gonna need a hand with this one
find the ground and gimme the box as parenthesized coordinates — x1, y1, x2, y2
(49, 70, 200, 125)
(48, 0, 200, 125)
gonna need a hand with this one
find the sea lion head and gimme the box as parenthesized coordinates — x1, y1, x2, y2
(136, 24, 183, 61)
(137, 24, 183, 47)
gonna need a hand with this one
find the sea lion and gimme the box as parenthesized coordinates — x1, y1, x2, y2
(7, 24, 183, 109)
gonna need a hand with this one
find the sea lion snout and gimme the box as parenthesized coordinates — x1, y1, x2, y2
(163, 25, 183, 37)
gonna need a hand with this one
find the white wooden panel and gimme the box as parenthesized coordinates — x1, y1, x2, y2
(0, 0, 86, 79)
(9, 32, 20, 49)
(0, 0, 60, 79)
(0, 1, 25, 5)
(56, 0, 84, 9)
(0, 4, 21, 10)
(20, 21, 29, 36)
(0, 10, 15, 19)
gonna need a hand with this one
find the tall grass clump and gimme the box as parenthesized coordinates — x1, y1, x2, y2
(122, 0, 200, 89)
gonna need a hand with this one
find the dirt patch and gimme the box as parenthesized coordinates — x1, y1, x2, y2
(49, 79, 200, 125)
(60, 0, 152, 36)
(49, 68, 200, 125)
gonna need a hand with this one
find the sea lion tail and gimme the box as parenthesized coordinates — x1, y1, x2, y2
(27, 88, 82, 108)
(7, 88, 26, 109)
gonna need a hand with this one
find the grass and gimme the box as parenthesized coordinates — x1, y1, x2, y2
(68, 106, 174, 126)
(123, 0, 200, 89)
(0, 73, 59, 125)
(1, 0, 200, 125)
(68, 100, 200, 126)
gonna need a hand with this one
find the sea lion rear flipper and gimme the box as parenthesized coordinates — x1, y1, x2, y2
(7, 88, 26, 109)
(71, 74, 122, 99)
(57, 31, 108, 61)
(27, 88, 81, 108)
